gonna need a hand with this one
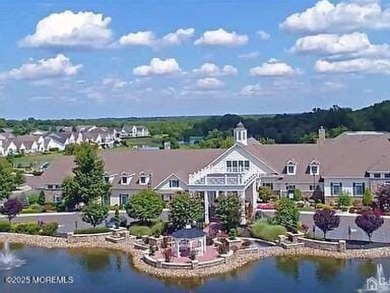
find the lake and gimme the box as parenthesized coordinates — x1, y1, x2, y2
(0, 243, 386, 293)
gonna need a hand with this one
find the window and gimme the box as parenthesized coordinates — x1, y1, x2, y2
(385, 173, 390, 178)
(310, 165, 319, 176)
(353, 183, 365, 196)
(309, 184, 319, 191)
(55, 185, 61, 189)
(48, 184, 53, 189)
(169, 179, 180, 188)
(52, 194, 61, 203)
(163, 194, 172, 201)
(120, 194, 129, 205)
(331, 183, 342, 196)
(104, 176, 110, 183)
(122, 176, 128, 184)
(374, 173, 381, 178)
(287, 165, 296, 175)
(226, 160, 250, 172)
(262, 182, 273, 190)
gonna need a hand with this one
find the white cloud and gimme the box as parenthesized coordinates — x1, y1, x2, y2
(0, 54, 82, 80)
(292, 32, 390, 59)
(194, 28, 248, 46)
(119, 28, 194, 48)
(102, 78, 128, 88)
(256, 30, 271, 40)
(196, 77, 224, 89)
(119, 31, 155, 46)
(133, 58, 181, 76)
(314, 58, 390, 74)
(192, 63, 238, 76)
(250, 59, 299, 77)
(280, 0, 390, 33)
(240, 84, 266, 96)
(238, 51, 261, 59)
(20, 10, 113, 49)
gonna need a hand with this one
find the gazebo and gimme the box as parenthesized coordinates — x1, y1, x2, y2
(172, 225, 207, 257)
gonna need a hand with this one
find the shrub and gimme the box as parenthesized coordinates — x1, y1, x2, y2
(206, 236, 214, 246)
(258, 186, 273, 202)
(353, 199, 362, 208)
(362, 189, 373, 207)
(316, 203, 332, 210)
(250, 219, 287, 241)
(218, 240, 229, 255)
(55, 202, 66, 212)
(21, 208, 36, 214)
(29, 204, 44, 213)
(11, 222, 40, 235)
(228, 228, 238, 240)
(43, 203, 56, 212)
(0, 221, 11, 232)
(27, 194, 39, 205)
(74, 227, 110, 234)
(163, 248, 173, 262)
(129, 225, 152, 238)
(151, 221, 165, 237)
(293, 189, 303, 201)
(337, 192, 352, 208)
(39, 222, 58, 236)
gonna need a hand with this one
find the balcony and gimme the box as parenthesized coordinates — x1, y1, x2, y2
(189, 172, 257, 186)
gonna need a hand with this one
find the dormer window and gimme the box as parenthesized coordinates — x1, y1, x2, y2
(140, 176, 146, 184)
(139, 172, 150, 185)
(286, 160, 297, 175)
(120, 172, 131, 185)
(104, 176, 110, 183)
(309, 160, 320, 176)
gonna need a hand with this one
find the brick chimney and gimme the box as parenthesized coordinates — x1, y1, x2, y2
(317, 126, 326, 145)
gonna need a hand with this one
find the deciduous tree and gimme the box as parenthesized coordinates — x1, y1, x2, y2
(81, 203, 109, 228)
(273, 198, 300, 232)
(375, 184, 390, 212)
(0, 159, 19, 200)
(125, 189, 164, 223)
(313, 208, 340, 239)
(169, 192, 203, 229)
(0, 198, 23, 222)
(215, 194, 241, 231)
(355, 210, 384, 242)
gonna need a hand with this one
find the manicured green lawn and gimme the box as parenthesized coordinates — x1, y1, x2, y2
(123, 136, 163, 147)
(13, 152, 64, 169)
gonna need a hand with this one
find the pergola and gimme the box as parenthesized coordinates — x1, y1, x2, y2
(172, 226, 207, 257)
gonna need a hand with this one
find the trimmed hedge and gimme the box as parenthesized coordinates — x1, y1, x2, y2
(129, 225, 152, 238)
(151, 221, 165, 236)
(0, 221, 11, 232)
(250, 219, 287, 241)
(11, 222, 40, 235)
(74, 227, 110, 234)
(40, 222, 58, 236)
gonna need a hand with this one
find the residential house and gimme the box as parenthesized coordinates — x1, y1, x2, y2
(120, 124, 150, 138)
(27, 123, 390, 225)
(0, 139, 17, 156)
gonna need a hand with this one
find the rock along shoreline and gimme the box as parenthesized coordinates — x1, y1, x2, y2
(2, 233, 390, 279)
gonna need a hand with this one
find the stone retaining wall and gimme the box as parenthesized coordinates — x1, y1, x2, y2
(66, 232, 112, 243)
(297, 237, 346, 252)
(2, 232, 390, 279)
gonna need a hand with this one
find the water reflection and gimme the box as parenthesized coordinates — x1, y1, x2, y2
(69, 248, 120, 272)
(314, 258, 346, 283)
(275, 256, 300, 280)
(358, 259, 377, 279)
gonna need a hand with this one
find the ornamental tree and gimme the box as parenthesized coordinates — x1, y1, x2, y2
(81, 203, 109, 228)
(313, 208, 340, 239)
(337, 191, 352, 208)
(375, 184, 390, 212)
(61, 143, 110, 209)
(274, 198, 300, 232)
(258, 186, 273, 203)
(215, 194, 241, 231)
(0, 159, 19, 200)
(114, 205, 120, 228)
(169, 192, 203, 229)
(125, 189, 164, 224)
(0, 198, 23, 222)
(355, 210, 384, 242)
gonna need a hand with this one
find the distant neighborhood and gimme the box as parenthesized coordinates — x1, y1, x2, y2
(0, 124, 151, 156)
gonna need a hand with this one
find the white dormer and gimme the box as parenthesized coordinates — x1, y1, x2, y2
(233, 121, 247, 146)
(309, 159, 320, 176)
(139, 172, 150, 185)
(103, 172, 116, 184)
(120, 171, 132, 185)
(286, 159, 297, 175)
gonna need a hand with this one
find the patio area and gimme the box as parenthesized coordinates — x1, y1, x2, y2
(153, 245, 219, 263)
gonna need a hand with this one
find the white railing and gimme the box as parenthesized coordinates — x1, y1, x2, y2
(189, 172, 259, 186)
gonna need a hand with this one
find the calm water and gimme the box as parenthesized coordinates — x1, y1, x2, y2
(0, 243, 386, 293)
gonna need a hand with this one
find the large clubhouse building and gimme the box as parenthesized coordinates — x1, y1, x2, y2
(27, 123, 390, 224)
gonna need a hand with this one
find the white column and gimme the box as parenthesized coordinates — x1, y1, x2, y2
(239, 190, 246, 225)
(204, 191, 209, 224)
(252, 182, 257, 218)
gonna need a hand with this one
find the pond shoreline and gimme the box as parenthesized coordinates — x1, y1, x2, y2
(2, 233, 390, 279)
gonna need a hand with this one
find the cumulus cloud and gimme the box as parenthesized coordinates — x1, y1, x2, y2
(192, 63, 238, 76)
(291, 32, 390, 59)
(119, 28, 194, 48)
(196, 77, 224, 89)
(194, 28, 248, 46)
(256, 30, 271, 40)
(280, 0, 390, 33)
(238, 51, 261, 59)
(102, 78, 128, 88)
(20, 10, 113, 49)
(250, 59, 299, 77)
(133, 58, 181, 76)
(0, 54, 82, 80)
(240, 84, 266, 96)
(314, 58, 390, 74)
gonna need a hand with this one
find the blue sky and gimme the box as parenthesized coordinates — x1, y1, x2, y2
(0, 0, 390, 119)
